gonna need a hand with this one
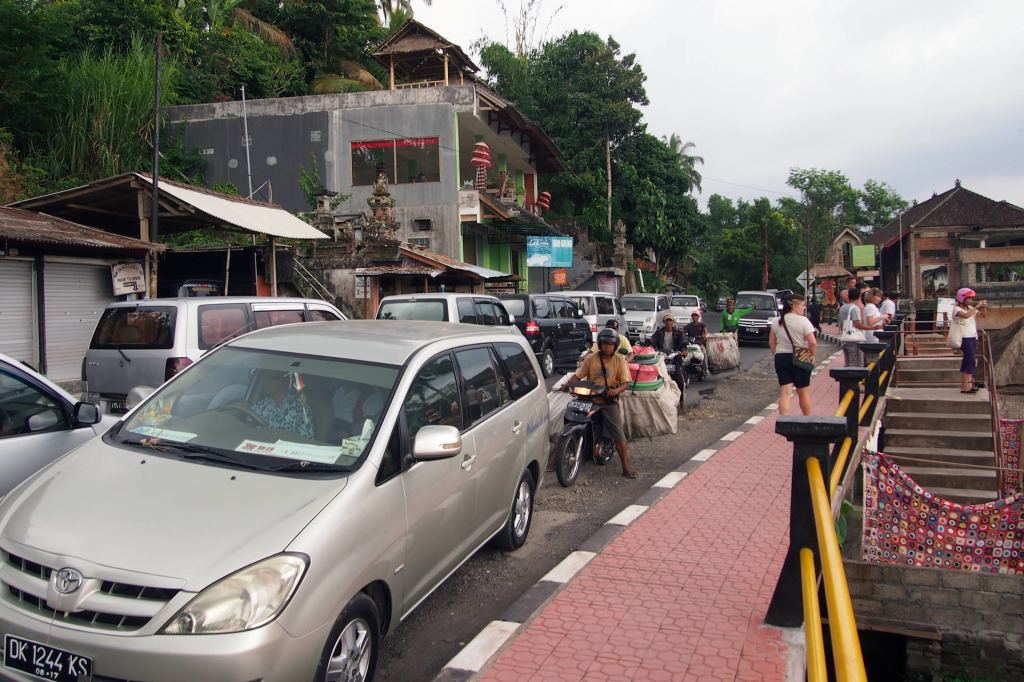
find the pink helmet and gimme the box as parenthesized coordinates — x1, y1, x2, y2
(955, 287, 976, 303)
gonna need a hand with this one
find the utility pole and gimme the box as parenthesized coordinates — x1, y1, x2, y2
(606, 136, 612, 238)
(149, 31, 161, 300)
(762, 219, 769, 290)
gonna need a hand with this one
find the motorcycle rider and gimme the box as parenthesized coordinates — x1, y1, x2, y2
(566, 328, 637, 479)
(586, 319, 634, 361)
(650, 314, 687, 380)
(683, 311, 710, 376)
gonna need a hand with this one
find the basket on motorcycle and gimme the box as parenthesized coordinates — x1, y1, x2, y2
(628, 363, 661, 383)
(632, 344, 658, 364)
(629, 378, 665, 391)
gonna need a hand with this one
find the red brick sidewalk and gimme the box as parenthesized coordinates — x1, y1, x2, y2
(479, 353, 845, 682)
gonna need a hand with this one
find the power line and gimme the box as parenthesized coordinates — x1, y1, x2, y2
(701, 175, 800, 199)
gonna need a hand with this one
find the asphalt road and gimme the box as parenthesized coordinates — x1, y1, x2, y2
(375, 317, 788, 682)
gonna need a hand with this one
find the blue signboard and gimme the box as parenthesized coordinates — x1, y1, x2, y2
(526, 236, 573, 268)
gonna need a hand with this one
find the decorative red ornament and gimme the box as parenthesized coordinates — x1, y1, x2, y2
(537, 191, 552, 211)
(470, 141, 492, 168)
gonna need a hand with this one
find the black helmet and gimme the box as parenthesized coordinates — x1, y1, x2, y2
(605, 319, 620, 329)
(597, 328, 618, 347)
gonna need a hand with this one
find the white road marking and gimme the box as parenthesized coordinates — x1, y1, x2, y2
(653, 471, 688, 488)
(541, 550, 597, 584)
(444, 620, 520, 672)
(692, 448, 718, 461)
(607, 504, 649, 526)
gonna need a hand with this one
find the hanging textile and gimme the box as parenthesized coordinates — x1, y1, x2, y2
(862, 452, 1024, 575)
(997, 419, 1022, 498)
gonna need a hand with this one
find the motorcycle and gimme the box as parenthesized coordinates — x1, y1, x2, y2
(664, 351, 686, 396)
(682, 337, 707, 385)
(553, 380, 617, 487)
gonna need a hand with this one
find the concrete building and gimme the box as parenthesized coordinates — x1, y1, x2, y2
(166, 21, 564, 293)
(868, 181, 1024, 327)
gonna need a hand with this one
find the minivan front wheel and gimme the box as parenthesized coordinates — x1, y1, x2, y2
(317, 593, 380, 682)
(540, 347, 556, 377)
(493, 469, 535, 551)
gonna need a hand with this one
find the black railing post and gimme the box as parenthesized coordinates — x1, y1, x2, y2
(875, 331, 897, 392)
(765, 416, 848, 627)
(830, 367, 869, 453)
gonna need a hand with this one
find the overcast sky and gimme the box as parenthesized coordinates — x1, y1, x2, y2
(415, 0, 1024, 210)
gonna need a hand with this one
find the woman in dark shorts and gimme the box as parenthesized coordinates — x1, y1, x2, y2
(953, 287, 987, 393)
(769, 294, 818, 415)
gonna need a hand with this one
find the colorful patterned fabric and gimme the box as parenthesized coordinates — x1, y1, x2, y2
(862, 452, 1024, 575)
(998, 419, 1023, 498)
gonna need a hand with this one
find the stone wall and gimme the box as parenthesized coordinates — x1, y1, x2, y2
(845, 560, 1024, 679)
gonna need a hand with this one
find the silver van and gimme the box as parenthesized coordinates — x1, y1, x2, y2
(0, 321, 544, 682)
(620, 293, 672, 343)
(567, 290, 625, 341)
(85, 297, 345, 414)
(376, 292, 514, 327)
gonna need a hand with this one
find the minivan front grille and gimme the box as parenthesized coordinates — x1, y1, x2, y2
(2, 550, 179, 632)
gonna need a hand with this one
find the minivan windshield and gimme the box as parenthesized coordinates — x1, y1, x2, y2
(672, 296, 699, 307)
(112, 347, 399, 472)
(736, 293, 778, 311)
(620, 297, 655, 311)
(377, 300, 448, 321)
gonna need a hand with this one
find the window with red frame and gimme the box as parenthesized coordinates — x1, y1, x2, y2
(351, 137, 441, 186)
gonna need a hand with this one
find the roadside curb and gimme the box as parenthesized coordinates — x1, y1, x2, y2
(432, 350, 843, 681)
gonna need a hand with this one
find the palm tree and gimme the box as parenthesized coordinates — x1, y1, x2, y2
(379, 1, 434, 25)
(663, 133, 704, 195)
(205, 0, 297, 55)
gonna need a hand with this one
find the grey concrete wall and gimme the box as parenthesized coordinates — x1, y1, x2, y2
(168, 89, 469, 259)
(846, 560, 1024, 679)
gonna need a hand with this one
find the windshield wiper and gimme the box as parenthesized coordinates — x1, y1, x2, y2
(167, 443, 269, 470)
(112, 344, 131, 363)
(267, 459, 348, 473)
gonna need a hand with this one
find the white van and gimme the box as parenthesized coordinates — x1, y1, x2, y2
(566, 290, 625, 341)
(376, 293, 514, 327)
(85, 297, 345, 414)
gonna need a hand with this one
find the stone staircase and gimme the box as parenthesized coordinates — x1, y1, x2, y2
(884, 333, 998, 505)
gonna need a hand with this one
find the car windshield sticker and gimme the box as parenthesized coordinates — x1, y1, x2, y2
(128, 426, 197, 442)
(235, 439, 343, 464)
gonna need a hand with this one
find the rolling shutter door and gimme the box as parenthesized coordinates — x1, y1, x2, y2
(44, 262, 114, 382)
(0, 260, 36, 366)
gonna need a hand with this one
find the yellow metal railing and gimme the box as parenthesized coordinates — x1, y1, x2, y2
(806, 457, 867, 681)
(801, 548, 827, 682)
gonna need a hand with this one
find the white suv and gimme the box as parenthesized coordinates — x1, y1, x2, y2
(376, 293, 514, 327)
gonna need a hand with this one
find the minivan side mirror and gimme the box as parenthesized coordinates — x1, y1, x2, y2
(73, 401, 102, 426)
(576, 308, 584, 318)
(412, 425, 462, 460)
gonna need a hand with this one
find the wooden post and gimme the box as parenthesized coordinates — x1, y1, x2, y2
(270, 237, 278, 297)
(443, 51, 450, 86)
(389, 53, 395, 90)
(224, 243, 232, 296)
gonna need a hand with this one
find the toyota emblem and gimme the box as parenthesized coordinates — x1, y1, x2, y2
(54, 568, 83, 595)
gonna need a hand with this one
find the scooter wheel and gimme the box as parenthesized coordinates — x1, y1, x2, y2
(555, 432, 583, 487)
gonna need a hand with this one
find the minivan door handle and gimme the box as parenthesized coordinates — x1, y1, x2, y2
(512, 420, 522, 434)
(461, 453, 477, 470)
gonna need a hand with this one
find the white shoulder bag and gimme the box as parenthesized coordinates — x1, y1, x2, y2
(946, 315, 964, 349)
(841, 316, 866, 343)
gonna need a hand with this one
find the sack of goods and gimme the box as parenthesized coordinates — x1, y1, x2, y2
(628, 363, 661, 385)
(620, 355, 679, 438)
(632, 344, 658, 364)
(705, 332, 740, 372)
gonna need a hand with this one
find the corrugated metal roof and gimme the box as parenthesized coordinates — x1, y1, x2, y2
(0, 207, 164, 252)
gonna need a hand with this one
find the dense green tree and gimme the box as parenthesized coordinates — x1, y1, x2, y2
(860, 178, 908, 232)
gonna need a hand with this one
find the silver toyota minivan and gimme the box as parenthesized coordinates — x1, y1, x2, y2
(0, 321, 545, 682)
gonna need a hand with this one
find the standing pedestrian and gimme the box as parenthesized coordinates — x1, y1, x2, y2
(953, 288, 987, 393)
(769, 294, 817, 416)
(862, 288, 886, 343)
(807, 295, 822, 332)
(879, 291, 897, 323)
(837, 288, 879, 367)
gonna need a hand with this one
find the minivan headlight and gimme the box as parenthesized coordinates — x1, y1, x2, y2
(162, 554, 307, 634)
(643, 316, 655, 331)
